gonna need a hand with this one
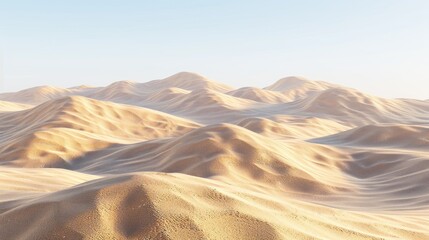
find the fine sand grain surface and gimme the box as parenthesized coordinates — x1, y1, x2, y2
(1, 72, 429, 239)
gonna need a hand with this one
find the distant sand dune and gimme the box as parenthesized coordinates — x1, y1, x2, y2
(142, 72, 233, 92)
(227, 87, 290, 103)
(0, 100, 32, 112)
(0, 95, 199, 140)
(0, 85, 74, 104)
(312, 124, 429, 150)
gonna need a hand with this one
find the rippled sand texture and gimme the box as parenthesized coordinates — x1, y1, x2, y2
(1, 72, 429, 239)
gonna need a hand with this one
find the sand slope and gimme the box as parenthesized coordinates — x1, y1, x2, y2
(2, 173, 428, 240)
(0, 100, 32, 112)
(311, 124, 429, 150)
(1, 73, 429, 239)
(264, 76, 338, 100)
(0, 86, 73, 104)
(280, 87, 429, 124)
(227, 87, 290, 103)
(142, 72, 233, 93)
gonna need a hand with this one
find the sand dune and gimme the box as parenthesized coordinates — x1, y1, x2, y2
(2, 173, 428, 240)
(264, 76, 337, 100)
(311, 124, 429, 150)
(273, 87, 429, 125)
(145, 87, 191, 102)
(0, 96, 198, 141)
(227, 87, 290, 103)
(162, 89, 258, 112)
(0, 96, 199, 168)
(140, 88, 262, 123)
(1, 73, 429, 239)
(0, 100, 32, 112)
(66, 124, 352, 197)
(0, 167, 99, 193)
(0, 85, 74, 104)
(142, 72, 233, 92)
(0, 127, 116, 168)
(88, 80, 143, 103)
(236, 116, 350, 139)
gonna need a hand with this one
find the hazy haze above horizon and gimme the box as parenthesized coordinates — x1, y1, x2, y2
(1, 0, 428, 99)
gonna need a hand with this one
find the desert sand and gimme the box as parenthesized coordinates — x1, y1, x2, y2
(0, 72, 429, 239)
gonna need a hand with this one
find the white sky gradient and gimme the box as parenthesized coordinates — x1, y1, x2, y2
(1, 1, 428, 99)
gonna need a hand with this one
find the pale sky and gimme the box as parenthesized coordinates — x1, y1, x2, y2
(1, 1, 428, 99)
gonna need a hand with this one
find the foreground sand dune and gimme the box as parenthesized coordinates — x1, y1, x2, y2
(2, 173, 429, 240)
(0, 72, 428, 239)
